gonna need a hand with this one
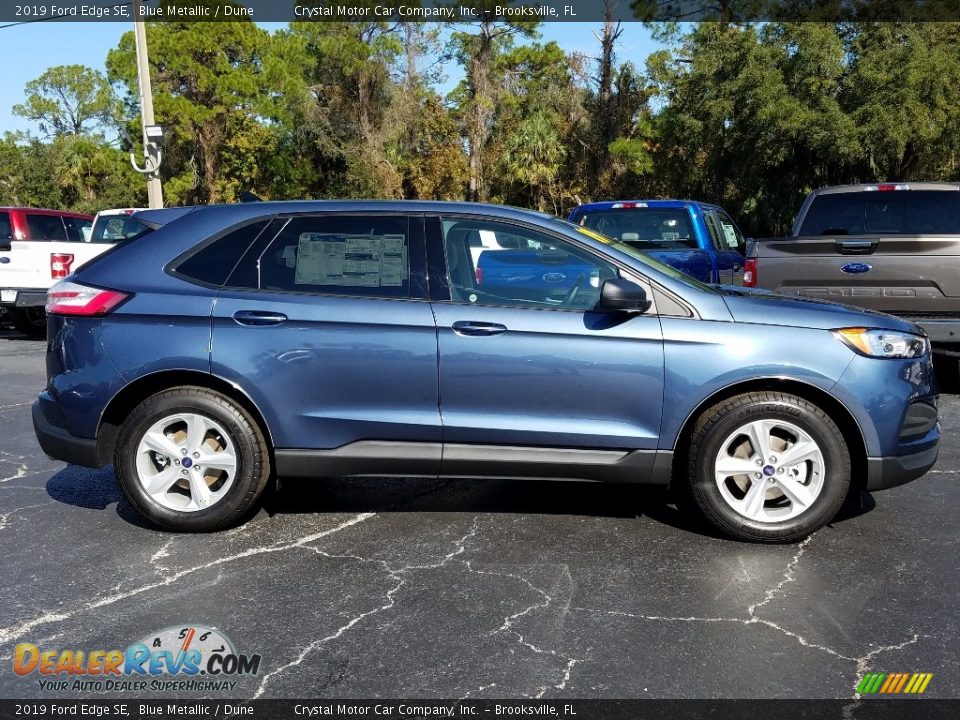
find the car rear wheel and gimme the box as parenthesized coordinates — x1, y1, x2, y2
(10, 307, 46, 338)
(683, 391, 850, 543)
(115, 387, 271, 532)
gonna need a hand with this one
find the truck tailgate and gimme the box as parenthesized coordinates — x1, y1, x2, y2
(752, 235, 960, 316)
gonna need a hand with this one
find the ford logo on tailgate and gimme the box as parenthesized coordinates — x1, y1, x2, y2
(542, 272, 566, 283)
(840, 262, 872, 274)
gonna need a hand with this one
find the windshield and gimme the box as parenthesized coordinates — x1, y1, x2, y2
(548, 217, 717, 293)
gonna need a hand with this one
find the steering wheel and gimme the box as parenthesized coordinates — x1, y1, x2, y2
(561, 273, 586, 307)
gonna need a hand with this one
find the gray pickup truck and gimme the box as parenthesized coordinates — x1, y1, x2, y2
(746, 182, 960, 349)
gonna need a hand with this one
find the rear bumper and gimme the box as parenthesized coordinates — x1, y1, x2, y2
(865, 442, 939, 491)
(32, 399, 99, 468)
(0, 288, 47, 308)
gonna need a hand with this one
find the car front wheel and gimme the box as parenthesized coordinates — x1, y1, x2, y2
(115, 387, 271, 532)
(683, 391, 850, 543)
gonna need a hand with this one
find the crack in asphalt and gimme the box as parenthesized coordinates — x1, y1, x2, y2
(0, 449, 29, 483)
(0, 513, 377, 646)
(572, 532, 923, 698)
(465, 561, 582, 698)
(0, 501, 58, 530)
(253, 517, 481, 698)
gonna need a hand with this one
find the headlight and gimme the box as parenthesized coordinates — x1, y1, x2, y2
(833, 328, 929, 358)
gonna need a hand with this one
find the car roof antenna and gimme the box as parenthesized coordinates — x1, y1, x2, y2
(240, 191, 263, 203)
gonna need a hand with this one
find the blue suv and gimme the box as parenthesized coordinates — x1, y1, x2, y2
(33, 201, 939, 541)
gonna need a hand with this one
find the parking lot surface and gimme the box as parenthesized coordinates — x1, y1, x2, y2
(1, 328, 957, 699)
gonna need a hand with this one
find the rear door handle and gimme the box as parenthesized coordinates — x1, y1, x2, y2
(452, 321, 507, 337)
(233, 310, 288, 326)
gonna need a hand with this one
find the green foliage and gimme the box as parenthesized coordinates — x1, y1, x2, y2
(6, 20, 960, 236)
(12, 65, 118, 138)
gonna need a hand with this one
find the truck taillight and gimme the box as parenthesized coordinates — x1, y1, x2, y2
(475, 267, 484, 284)
(743, 257, 757, 287)
(50, 253, 74, 279)
(46, 280, 129, 317)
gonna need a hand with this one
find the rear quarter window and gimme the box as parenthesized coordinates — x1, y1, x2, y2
(173, 220, 271, 287)
(0, 212, 11, 240)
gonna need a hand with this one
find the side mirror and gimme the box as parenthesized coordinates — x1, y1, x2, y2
(599, 278, 651, 314)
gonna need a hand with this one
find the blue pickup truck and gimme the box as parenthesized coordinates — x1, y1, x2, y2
(567, 200, 747, 284)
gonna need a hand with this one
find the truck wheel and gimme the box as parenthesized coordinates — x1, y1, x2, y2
(11, 308, 46, 338)
(683, 392, 850, 543)
(115, 387, 271, 532)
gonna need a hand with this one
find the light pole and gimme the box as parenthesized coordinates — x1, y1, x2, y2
(131, 0, 163, 208)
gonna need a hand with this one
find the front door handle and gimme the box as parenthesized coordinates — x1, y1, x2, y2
(452, 321, 507, 337)
(233, 310, 288, 326)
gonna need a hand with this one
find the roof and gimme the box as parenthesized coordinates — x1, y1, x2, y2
(0, 207, 94, 217)
(570, 199, 723, 214)
(134, 199, 556, 228)
(811, 182, 960, 195)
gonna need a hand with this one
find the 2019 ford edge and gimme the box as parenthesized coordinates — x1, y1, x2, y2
(32, 201, 939, 541)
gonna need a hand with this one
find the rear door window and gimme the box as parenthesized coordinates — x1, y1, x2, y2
(0, 212, 11, 241)
(25, 214, 68, 242)
(237, 215, 411, 299)
(578, 208, 698, 250)
(714, 210, 746, 254)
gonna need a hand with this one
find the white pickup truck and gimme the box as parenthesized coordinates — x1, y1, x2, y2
(1, 207, 147, 336)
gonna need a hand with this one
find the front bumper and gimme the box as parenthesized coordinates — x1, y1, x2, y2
(32, 399, 99, 468)
(0, 288, 47, 308)
(865, 442, 939, 491)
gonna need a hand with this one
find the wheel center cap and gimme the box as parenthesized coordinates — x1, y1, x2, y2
(181, 457, 193, 469)
(762, 464, 776, 476)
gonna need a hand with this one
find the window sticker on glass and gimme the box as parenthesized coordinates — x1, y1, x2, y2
(380, 234, 406, 286)
(720, 223, 740, 248)
(295, 233, 347, 285)
(295, 233, 406, 287)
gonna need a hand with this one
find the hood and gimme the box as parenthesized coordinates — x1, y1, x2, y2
(720, 287, 922, 334)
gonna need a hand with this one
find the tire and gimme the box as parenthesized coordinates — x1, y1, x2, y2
(115, 387, 271, 532)
(682, 391, 850, 543)
(11, 307, 46, 338)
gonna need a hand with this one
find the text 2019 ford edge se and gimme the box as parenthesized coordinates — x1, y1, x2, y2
(32, 201, 939, 541)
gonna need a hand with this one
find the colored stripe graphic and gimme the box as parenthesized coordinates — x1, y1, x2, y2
(857, 672, 932, 694)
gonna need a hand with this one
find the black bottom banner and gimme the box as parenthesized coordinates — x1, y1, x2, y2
(1, 699, 958, 720)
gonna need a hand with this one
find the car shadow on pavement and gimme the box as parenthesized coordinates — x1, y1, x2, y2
(43, 466, 880, 539)
(45, 464, 155, 530)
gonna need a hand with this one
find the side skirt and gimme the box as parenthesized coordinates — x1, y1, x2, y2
(275, 441, 673, 485)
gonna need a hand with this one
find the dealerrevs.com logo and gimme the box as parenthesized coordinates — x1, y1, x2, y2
(14, 625, 262, 693)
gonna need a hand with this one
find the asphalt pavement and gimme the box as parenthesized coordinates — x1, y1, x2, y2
(0, 326, 957, 700)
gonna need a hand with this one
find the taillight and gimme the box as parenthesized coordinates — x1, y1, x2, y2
(743, 257, 757, 287)
(46, 280, 129, 317)
(865, 183, 909, 192)
(475, 267, 484, 284)
(50, 253, 74, 279)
